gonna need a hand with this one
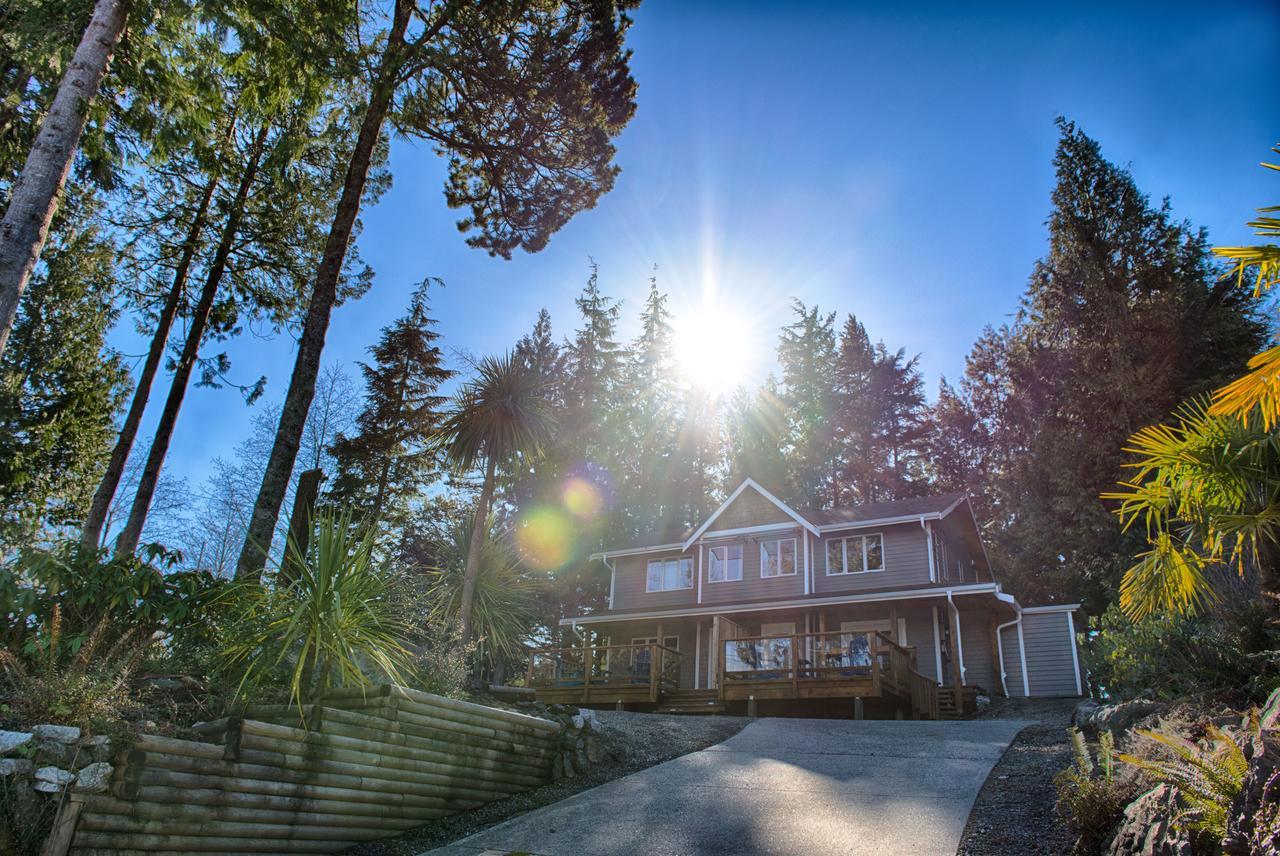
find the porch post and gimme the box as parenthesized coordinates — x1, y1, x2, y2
(581, 629, 592, 705)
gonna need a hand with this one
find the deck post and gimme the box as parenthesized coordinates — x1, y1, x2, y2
(791, 634, 799, 697)
(649, 643, 660, 703)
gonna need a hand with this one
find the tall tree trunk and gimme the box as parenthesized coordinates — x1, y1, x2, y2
(113, 124, 268, 557)
(234, 0, 416, 580)
(0, 0, 128, 359)
(460, 455, 497, 647)
(81, 174, 219, 549)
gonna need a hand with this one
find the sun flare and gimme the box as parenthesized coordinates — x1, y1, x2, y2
(673, 300, 755, 394)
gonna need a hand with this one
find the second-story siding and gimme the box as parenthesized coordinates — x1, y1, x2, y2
(698, 530, 806, 606)
(813, 521, 931, 594)
(611, 550, 696, 611)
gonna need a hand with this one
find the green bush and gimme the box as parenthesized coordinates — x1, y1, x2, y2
(1084, 596, 1280, 705)
(1055, 728, 1141, 854)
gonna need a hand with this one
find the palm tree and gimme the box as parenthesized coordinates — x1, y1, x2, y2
(424, 514, 539, 671)
(1104, 399, 1280, 619)
(432, 353, 553, 645)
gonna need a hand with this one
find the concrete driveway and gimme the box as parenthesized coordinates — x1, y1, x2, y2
(422, 718, 1028, 856)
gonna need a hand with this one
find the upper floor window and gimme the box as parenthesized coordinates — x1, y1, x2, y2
(708, 543, 743, 582)
(760, 538, 797, 578)
(825, 533, 884, 575)
(646, 557, 693, 592)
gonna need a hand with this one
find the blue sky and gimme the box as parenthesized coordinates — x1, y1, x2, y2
(142, 0, 1279, 490)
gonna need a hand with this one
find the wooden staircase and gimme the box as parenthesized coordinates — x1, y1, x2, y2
(937, 686, 978, 720)
(655, 688, 725, 715)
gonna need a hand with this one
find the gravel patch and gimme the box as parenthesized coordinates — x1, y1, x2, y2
(957, 697, 1078, 856)
(343, 710, 747, 856)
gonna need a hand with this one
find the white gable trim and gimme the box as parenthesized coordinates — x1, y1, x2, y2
(682, 478, 818, 551)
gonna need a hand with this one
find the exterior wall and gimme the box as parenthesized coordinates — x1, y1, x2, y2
(935, 516, 978, 585)
(958, 609, 996, 693)
(711, 488, 794, 529)
(1022, 611, 1083, 697)
(813, 521, 931, 595)
(591, 618, 701, 689)
(1000, 624, 1027, 698)
(611, 550, 697, 612)
(698, 530, 807, 607)
(903, 605, 939, 683)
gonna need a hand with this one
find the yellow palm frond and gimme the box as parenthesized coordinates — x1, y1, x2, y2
(1118, 532, 1217, 620)
(1209, 345, 1280, 431)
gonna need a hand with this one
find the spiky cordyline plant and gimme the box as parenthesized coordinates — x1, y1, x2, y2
(222, 508, 413, 711)
(1103, 397, 1280, 618)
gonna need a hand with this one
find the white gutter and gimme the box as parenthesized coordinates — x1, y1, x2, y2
(590, 542, 684, 560)
(945, 589, 967, 686)
(931, 605, 944, 686)
(558, 582, 1004, 626)
(803, 531, 811, 595)
(601, 556, 617, 610)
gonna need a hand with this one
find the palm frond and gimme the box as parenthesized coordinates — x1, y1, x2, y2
(1210, 346, 1280, 431)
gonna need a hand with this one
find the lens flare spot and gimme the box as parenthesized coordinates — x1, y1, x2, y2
(562, 477, 603, 519)
(516, 506, 575, 570)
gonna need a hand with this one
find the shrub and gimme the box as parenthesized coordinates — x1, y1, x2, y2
(1056, 728, 1141, 854)
(1119, 722, 1249, 843)
(1084, 596, 1280, 705)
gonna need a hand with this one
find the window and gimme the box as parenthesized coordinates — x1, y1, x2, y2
(760, 538, 797, 577)
(708, 543, 743, 582)
(825, 533, 885, 574)
(632, 635, 679, 650)
(646, 557, 693, 592)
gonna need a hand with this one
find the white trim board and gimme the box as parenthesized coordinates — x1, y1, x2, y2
(682, 478, 819, 551)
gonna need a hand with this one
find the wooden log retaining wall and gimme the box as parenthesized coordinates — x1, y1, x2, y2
(61, 685, 562, 855)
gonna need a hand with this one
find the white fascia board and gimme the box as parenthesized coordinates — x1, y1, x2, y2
(699, 522, 799, 541)
(557, 582, 1002, 626)
(817, 512, 942, 532)
(1021, 604, 1082, 614)
(682, 478, 818, 551)
(589, 542, 684, 561)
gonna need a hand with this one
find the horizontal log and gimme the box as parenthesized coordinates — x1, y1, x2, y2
(121, 784, 485, 822)
(322, 685, 559, 735)
(71, 850, 304, 856)
(246, 704, 555, 763)
(333, 697, 555, 749)
(80, 794, 435, 831)
(308, 712, 551, 773)
(71, 831, 358, 852)
(126, 767, 473, 810)
(134, 747, 521, 803)
(238, 720, 548, 787)
(78, 811, 414, 841)
(132, 733, 226, 760)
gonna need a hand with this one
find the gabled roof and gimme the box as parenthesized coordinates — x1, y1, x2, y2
(681, 478, 819, 551)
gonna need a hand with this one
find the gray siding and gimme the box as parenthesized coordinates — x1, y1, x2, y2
(813, 522, 931, 594)
(903, 605, 939, 683)
(699, 532, 806, 607)
(611, 550, 697, 612)
(1000, 624, 1026, 698)
(958, 610, 995, 692)
(1023, 611, 1082, 697)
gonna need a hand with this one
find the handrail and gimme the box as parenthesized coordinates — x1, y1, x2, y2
(528, 642, 680, 656)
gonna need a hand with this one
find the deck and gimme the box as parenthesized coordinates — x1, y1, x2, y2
(526, 632, 944, 719)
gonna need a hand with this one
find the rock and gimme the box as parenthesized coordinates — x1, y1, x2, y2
(975, 694, 991, 708)
(585, 734, 603, 764)
(0, 730, 32, 755)
(1073, 699, 1101, 727)
(73, 762, 113, 793)
(32, 740, 77, 768)
(1091, 699, 1167, 734)
(0, 758, 33, 776)
(83, 735, 113, 763)
(1260, 687, 1280, 733)
(33, 766, 75, 793)
(31, 724, 80, 744)
(578, 708, 600, 730)
(571, 713, 586, 730)
(1107, 784, 1193, 856)
(1224, 728, 1280, 855)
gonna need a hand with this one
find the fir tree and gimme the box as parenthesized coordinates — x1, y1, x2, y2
(776, 301, 838, 506)
(328, 281, 452, 531)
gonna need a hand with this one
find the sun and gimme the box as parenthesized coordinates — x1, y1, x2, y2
(672, 300, 755, 394)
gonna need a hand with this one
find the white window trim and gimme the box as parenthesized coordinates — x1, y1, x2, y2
(645, 556, 694, 593)
(759, 537, 798, 578)
(631, 635, 679, 650)
(707, 542, 744, 583)
(824, 532, 886, 575)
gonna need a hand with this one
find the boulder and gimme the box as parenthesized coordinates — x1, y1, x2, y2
(578, 708, 600, 730)
(73, 762, 113, 793)
(33, 766, 75, 793)
(1107, 784, 1193, 856)
(0, 758, 33, 776)
(1224, 728, 1280, 855)
(0, 730, 32, 755)
(32, 740, 77, 768)
(83, 734, 113, 763)
(31, 724, 80, 744)
(1091, 699, 1167, 734)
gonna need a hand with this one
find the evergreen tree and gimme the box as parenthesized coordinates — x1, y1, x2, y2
(0, 199, 127, 544)
(328, 280, 452, 531)
(929, 120, 1267, 609)
(776, 301, 838, 506)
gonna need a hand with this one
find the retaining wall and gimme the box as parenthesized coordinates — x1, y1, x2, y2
(56, 685, 561, 855)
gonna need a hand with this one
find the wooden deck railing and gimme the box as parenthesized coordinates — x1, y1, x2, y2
(526, 643, 682, 704)
(718, 629, 939, 718)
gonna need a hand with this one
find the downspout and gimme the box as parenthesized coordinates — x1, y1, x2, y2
(945, 590, 967, 686)
(697, 544, 703, 604)
(922, 518, 936, 582)
(1015, 614, 1030, 696)
(803, 532, 811, 595)
(994, 614, 1020, 698)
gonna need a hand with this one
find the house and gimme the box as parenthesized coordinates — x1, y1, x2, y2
(526, 478, 1085, 718)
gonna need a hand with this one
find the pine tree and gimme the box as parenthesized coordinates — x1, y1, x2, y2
(328, 280, 452, 531)
(776, 301, 838, 507)
(0, 197, 128, 543)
